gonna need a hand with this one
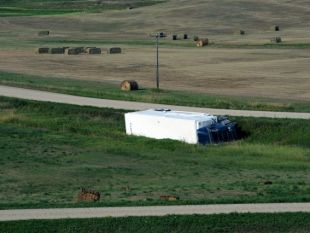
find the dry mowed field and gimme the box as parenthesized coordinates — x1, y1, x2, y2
(0, 0, 310, 101)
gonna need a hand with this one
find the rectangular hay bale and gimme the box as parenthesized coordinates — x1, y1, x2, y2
(65, 47, 82, 55)
(109, 47, 122, 54)
(86, 47, 101, 55)
(48, 47, 65, 54)
(271, 37, 282, 43)
(76, 47, 85, 53)
(37, 47, 49, 54)
(38, 31, 50, 36)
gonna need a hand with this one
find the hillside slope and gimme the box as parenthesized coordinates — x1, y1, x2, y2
(1, 0, 310, 42)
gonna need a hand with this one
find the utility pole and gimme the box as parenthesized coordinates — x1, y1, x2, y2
(156, 33, 160, 90)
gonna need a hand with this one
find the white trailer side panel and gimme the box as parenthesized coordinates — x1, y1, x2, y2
(125, 112, 198, 144)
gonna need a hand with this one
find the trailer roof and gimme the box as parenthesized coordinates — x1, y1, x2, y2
(127, 109, 217, 122)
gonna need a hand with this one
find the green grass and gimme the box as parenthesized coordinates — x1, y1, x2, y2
(0, 7, 80, 17)
(0, 0, 165, 16)
(30, 37, 310, 49)
(1, 213, 310, 233)
(31, 38, 194, 48)
(0, 96, 310, 209)
(1, 71, 309, 112)
(30, 36, 200, 48)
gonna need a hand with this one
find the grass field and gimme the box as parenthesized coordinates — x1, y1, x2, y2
(1, 213, 310, 233)
(0, 0, 310, 211)
(1, 71, 309, 113)
(0, 96, 310, 209)
(25, 36, 310, 49)
(0, 46, 309, 101)
(1, 0, 310, 101)
(0, 0, 165, 16)
(0, 1, 309, 231)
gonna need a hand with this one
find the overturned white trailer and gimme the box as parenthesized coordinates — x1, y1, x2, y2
(124, 109, 238, 144)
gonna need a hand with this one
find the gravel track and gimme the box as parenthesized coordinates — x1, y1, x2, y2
(0, 85, 309, 119)
(1, 203, 310, 221)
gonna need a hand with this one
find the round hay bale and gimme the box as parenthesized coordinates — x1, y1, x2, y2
(121, 80, 139, 91)
(275, 25, 280, 31)
(240, 30, 245, 35)
(193, 36, 199, 41)
(196, 38, 209, 47)
(160, 195, 179, 201)
(77, 188, 100, 202)
(172, 35, 178, 40)
(183, 34, 188, 39)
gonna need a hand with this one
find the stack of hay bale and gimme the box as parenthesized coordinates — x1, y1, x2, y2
(37, 46, 122, 55)
(37, 46, 103, 55)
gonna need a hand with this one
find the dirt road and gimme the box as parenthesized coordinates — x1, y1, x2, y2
(1, 203, 310, 221)
(0, 85, 309, 119)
